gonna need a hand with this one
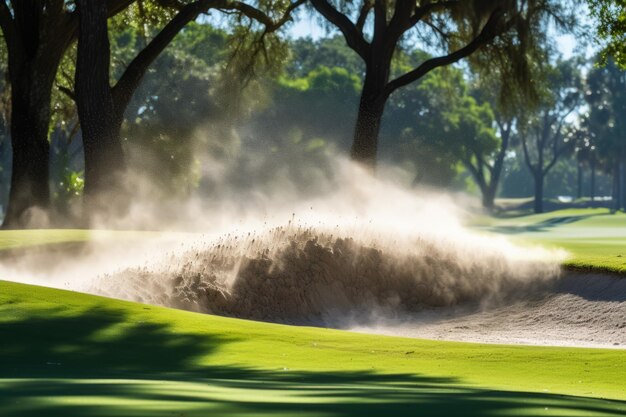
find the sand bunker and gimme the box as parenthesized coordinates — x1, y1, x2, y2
(352, 273, 626, 349)
(2, 226, 623, 349)
(87, 225, 626, 349)
(92, 225, 560, 327)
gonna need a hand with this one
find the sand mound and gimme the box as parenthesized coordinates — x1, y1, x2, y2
(92, 225, 559, 326)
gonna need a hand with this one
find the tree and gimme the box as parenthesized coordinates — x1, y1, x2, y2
(285, 35, 364, 77)
(308, 0, 570, 168)
(120, 23, 228, 198)
(519, 59, 582, 213)
(0, 0, 137, 228)
(239, 65, 361, 192)
(384, 65, 497, 191)
(266, 65, 361, 148)
(72, 0, 302, 217)
(589, 1, 626, 68)
(569, 115, 597, 201)
(456, 96, 502, 211)
(583, 1, 626, 208)
(0, 35, 9, 213)
(585, 60, 626, 211)
(461, 76, 515, 212)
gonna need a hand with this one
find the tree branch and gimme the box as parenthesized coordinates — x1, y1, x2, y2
(409, 0, 459, 27)
(112, 0, 302, 114)
(309, 0, 369, 59)
(463, 157, 487, 192)
(491, 120, 511, 180)
(383, 7, 508, 98)
(355, 0, 372, 33)
(112, 0, 218, 114)
(538, 111, 550, 150)
(544, 133, 561, 174)
(385, 0, 414, 48)
(0, 1, 17, 56)
(373, 0, 387, 41)
(544, 128, 573, 175)
(223, 0, 305, 30)
(58, 85, 76, 102)
(107, 0, 138, 17)
(56, 0, 138, 49)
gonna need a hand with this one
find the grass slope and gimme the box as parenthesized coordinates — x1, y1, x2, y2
(0, 229, 164, 251)
(1, 221, 626, 416)
(485, 208, 626, 273)
(1, 280, 625, 416)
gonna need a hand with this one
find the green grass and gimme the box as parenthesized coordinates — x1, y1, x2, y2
(483, 208, 626, 273)
(0, 229, 93, 249)
(0, 229, 165, 251)
(1, 221, 626, 416)
(1, 280, 625, 416)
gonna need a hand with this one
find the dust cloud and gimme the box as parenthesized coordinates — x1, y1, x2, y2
(1, 158, 566, 332)
(82, 159, 564, 326)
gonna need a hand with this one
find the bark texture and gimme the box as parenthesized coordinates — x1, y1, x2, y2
(76, 0, 126, 214)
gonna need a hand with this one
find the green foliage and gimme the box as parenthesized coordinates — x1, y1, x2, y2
(110, 0, 178, 34)
(589, 0, 626, 66)
(384, 67, 497, 188)
(253, 64, 361, 156)
(307, 65, 361, 93)
(61, 170, 85, 198)
(467, 0, 579, 111)
(285, 36, 364, 78)
(517, 58, 583, 173)
(119, 23, 228, 197)
(585, 59, 626, 168)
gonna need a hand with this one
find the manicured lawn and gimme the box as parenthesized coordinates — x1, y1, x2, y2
(1, 220, 626, 416)
(0, 229, 94, 250)
(484, 208, 626, 273)
(0, 229, 163, 251)
(1, 280, 625, 416)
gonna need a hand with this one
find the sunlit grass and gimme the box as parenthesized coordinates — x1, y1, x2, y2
(1, 280, 625, 416)
(1, 217, 626, 415)
(0, 229, 162, 250)
(483, 208, 626, 273)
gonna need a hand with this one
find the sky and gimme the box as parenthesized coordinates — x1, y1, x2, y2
(287, 12, 589, 60)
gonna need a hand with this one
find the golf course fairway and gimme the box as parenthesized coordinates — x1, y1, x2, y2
(1, 279, 625, 416)
(1, 211, 626, 416)
(487, 208, 626, 273)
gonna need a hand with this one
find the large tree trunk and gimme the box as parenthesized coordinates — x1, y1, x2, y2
(75, 0, 126, 216)
(533, 172, 544, 214)
(611, 162, 620, 213)
(482, 184, 497, 212)
(576, 161, 582, 200)
(3, 64, 56, 228)
(0, 2, 77, 228)
(466, 165, 496, 212)
(590, 159, 596, 202)
(477, 125, 509, 213)
(621, 158, 626, 211)
(350, 70, 387, 168)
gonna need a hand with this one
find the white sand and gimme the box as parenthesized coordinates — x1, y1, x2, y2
(351, 273, 626, 349)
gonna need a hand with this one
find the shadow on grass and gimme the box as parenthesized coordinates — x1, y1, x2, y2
(488, 214, 602, 235)
(1, 304, 625, 416)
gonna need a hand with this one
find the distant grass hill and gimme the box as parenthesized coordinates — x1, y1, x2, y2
(485, 208, 626, 273)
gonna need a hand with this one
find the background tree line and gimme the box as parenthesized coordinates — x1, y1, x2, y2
(1, 0, 626, 228)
